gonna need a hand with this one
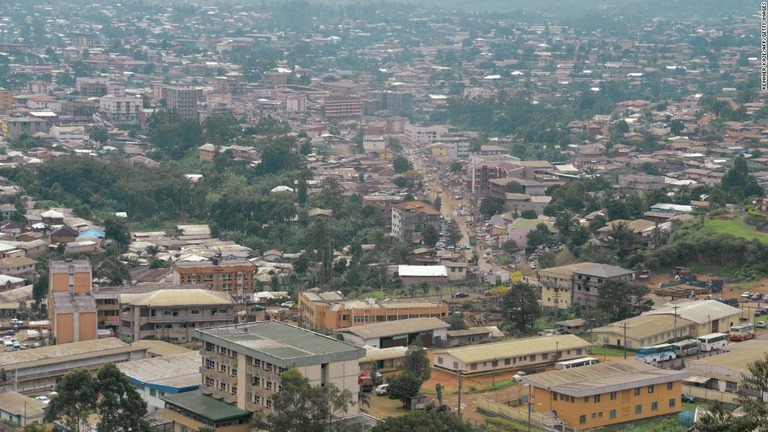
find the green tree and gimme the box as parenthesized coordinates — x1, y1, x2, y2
(104, 217, 131, 253)
(479, 195, 504, 218)
(95, 255, 132, 286)
(669, 119, 685, 135)
(445, 314, 467, 330)
(501, 282, 541, 333)
(393, 156, 412, 173)
(148, 109, 203, 160)
(203, 113, 239, 145)
(449, 161, 463, 174)
(599, 221, 643, 263)
(96, 363, 151, 432)
(422, 224, 439, 247)
(45, 369, 98, 432)
(255, 368, 354, 432)
(502, 240, 519, 255)
(387, 373, 422, 407)
(402, 338, 431, 383)
(372, 411, 486, 432)
(721, 155, 764, 199)
(445, 221, 462, 247)
(520, 209, 537, 219)
(89, 126, 109, 144)
(526, 223, 553, 251)
(596, 279, 652, 322)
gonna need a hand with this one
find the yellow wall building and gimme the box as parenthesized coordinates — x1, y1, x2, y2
(48, 260, 97, 344)
(523, 360, 688, 431)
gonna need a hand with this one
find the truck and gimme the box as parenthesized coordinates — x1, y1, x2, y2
(358, 373, 374, 392)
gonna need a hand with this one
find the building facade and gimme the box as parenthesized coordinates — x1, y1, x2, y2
(119, 289, 236, 343)
(196, 322, 365, 414)
(391, 201, 441, 243)
(99, 95, 141, 123)
(48, 260, 98, 344)
(171, 258, 255, 300)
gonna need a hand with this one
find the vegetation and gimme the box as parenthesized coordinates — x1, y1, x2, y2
(501, 282, 541, 334)
(371, 411, 491, 432)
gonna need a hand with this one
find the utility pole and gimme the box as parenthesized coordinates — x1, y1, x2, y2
(457, 370, 463, 420)
(673, 305, 680, 341)
(622, 322, 628, 359)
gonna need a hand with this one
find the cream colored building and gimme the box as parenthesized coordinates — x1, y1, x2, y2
(119, 289, 236, 344)
(196, 322, 365, 414)
(539, 263, 595, 310)
(433, 334, 591, 374)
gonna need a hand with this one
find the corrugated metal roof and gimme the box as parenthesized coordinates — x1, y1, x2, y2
(120, 289, 234, 307)
(687, 339, 768, 378)
(592, 315, 694, 340)
(339, 317, 449, 340)
(522, 360, 689, 397)
(398, 265, 448, 277)
(433, 334, 590, 364)
(644, 300, 740, 324)
(0, 337, 128, 368)
(360, 346, 408, 363)
(163, 391, 250, 423)
(117, 351, 201, 388)
(0, 391, 46, 418)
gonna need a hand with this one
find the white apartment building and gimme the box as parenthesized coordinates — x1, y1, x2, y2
(99, 95, 141, 123)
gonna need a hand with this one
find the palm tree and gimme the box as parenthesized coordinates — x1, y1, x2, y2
(145, 245, 160, 258)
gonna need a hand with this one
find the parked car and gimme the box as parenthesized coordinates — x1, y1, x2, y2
(375, 384, 390, 396)
(681, 394, 696, 403)
(454, 292, 470, 298)
(741, 291, 752, 299)
(511, 371, 527, 382)
(280, 301, 295, 308)
(757, 321, 767, 329)
(34, 396, 50, 404)
(752, 293, 765, 301)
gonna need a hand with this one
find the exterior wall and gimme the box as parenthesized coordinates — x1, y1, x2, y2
(446, 266, 467, 281)
(164, 409, 250, 432)
(434, 345, 588, 374)
(79, 312, 97, 341)
(171, 262, 255, 297)
(532, 381, 683, 431)
(55, 312, 74, 344)
(572, 272, 633, 308)
(120, 304, 235, 343)
(0, 89, 12, 115)
(539, 273, 573, 310)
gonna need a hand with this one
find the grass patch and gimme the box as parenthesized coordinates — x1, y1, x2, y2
(588, 345, 635, 358)
(483, 416, 534, 431)
(698, 217, 768, 244)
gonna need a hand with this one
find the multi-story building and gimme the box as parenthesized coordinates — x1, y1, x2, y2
(298, 291, 448, 332)
(197, 322, 365, 413)
(117, 351, 201, 412)
(76, 77, 109, 97)
(99, 95, 142, 123)
(171, 258, 255, 300)
(391, 200, 441, 243)
(467, 155, 523, 195)
(163, 85, 202, 121)
(323, 97, 364, 119)
(119, 289, 236, 344)
(26, 81, 51, 95)
(362, 194, 404, 229)
(539, 262, 633, 311)
(403, 124, 451, 146)
(0, 87, 12, 115)
(213, 75, 245, 96)
(48, 260, 98, 344)
(618, 174, 666, 192)
(523, 360, 688, 431)
(0, 117, 50, 139)
(362, 135, 386, 152)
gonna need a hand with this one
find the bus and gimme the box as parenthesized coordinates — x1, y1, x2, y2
(697, 333, 729, 352)
(671, 339, 701, 357)
(729, 324, 755, 342)
(636, 344, 677, 363)
(554, 357, 600, 370)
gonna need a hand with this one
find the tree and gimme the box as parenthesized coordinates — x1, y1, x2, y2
(255, 368, 354, 432)
(104, 217, 131, 253)
(502, 240, 519, 255)
(445, 313, 467, 330)
(526, 223, 553, 251)
(599, 221, 643, 263)
(387, 373, 422, 407)
(372, 410, 486, 432)
(0, 368, 7, 391)
(669, 119, 685, 135)
(520, 209, 537, 219)
(721, 155, 764, 199)
(422, 224, 439, 247)
(393, 156, 412, 173)
(96, 363, 151, 432)
(95, 256, 132, 286)
(479, 195, 504, 218)
(501, 282, 541, 333)
(45, 369, 98, 432)
(596, 279, 652, 322)
(402, 338, 431, 383)
(444, 221, 462, 247)
(449, 161, 463, 174)
(89, 126, 109, 144)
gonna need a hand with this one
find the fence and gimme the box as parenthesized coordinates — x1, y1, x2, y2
(682, 384, 739, 405)
(476, 396, 549, 428)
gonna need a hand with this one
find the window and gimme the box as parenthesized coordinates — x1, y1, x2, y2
(231, 385, 237, 395)
(251, 377, 261, 386)
(667, 382, 673, 390)
(254, 359, 261, 368)
(437, 357, 443, 365)
(220, 382, 227, 391)
(205, 377, 214, 387)
(635, 405, 642, 414)
(579, 415, 586, 425)
(669, 398, 676, 408)
(205, 359, 215, 369)
(505, 359, 511, 366)
(266, 381, 273, 390)
(471, 363, 477, 370)
(542, 353, 549, 360)
(553, 393, 558, 401)
(150, 389, 156, 396)
(610, 410, 616, 419)
(584, 397, 589, 403)
(231, 368, 238, 377)
(266, 399, 273, 408)
(594, 394, 601, 403)
(647, 385, 654, 394)
(634, 388, 641, 396)
(610, 391, 617, 401)
(255, 395, 261, 405)
(591, 413, 597, 419)
(220, 364, 226, 373)
(652, 402, 658, 412)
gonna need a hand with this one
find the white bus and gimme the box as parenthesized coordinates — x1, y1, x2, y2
(671, 339, 701, 357)
(554, 357, 600, 370)
(636, 343, 676, 363)
(697, 333, 728, 352)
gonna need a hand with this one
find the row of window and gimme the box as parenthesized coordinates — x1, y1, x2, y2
(340, 313, 445, 323)
(578, 399, 675, 425)
(556, 383, 673, 404)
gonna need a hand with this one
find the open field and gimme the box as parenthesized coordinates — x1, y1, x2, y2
(698, 217, 768, 244)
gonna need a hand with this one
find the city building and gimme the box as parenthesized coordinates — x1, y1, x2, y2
(0, 338, 148, 394)
(523, 360, 688, 431)
(199, 143, 217, 162)
(119, 289, 236, 343)
(572, 264, 635, 307)
(0, 117, 50, 139)
(0, 392, 47, 426)
(361, 194, 404, 229)
(391, 200, 441, 243)
(298, 291, 448, 332)
(0, 87, 12, 115)
(362, 135, 386, 152)
(197, 322, 365, 414)
(359, 346, 408, 374)
(618, 174, 666, 192)
(591, 315, 694, 349)
(642, 300, 741, 336)
(99, 95, 142, 123)
(117, 351, 201, 412)
(432, 334, 591, 374)
(467, 155, 523, 194)
(323, 97, 364, 119)
(171, 258, 255, 299)
(162, 391, 252, 432)
(684, 339, 768, 403)
(48, 260, 98, 344)
(337, 317, 450, 348)
(76, 77, 109, 97)
(394, 264, 449, 287)
(163, 85, 202, 121)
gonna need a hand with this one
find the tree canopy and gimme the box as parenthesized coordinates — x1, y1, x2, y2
(501, 282, 541, 333)
(372, 411, 489, 432)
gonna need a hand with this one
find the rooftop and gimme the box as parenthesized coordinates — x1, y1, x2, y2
(686, 339, 768, 378)
(592, 315, 694, 340)
(434, 334, 590, 365)
(397, 265, 448, 278)
(120, 289, 234, 307)
(118, 351, 201, 390)
(644, 300, 740, 324)
(523, 360, 689, 397)
(339, 317, 449, 340)
(0, 337, 146, 370)
(163, 391, 251, 423)
(0, 391, 47, 418)
(574, 263, 633, 278)
(196, 321, 365, 367)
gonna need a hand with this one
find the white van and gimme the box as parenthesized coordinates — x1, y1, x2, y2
(3, 340, 14, 351)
